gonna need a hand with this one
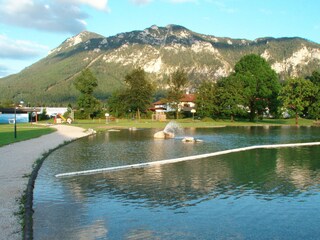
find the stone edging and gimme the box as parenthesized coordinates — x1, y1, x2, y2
(23, 137, 86, 240)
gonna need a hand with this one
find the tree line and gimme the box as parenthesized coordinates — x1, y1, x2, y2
(74, 67, 188, 120)
(74, 54, 320, 124)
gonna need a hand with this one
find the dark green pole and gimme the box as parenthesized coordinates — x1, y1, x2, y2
(14, 106, 17, 139)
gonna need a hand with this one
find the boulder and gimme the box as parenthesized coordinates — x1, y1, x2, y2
(154, 131, 175, 139)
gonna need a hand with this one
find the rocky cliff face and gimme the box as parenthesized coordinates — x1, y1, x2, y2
(269, 46, 320, 77)
(50, 25, 320, 78)
(1, 25, 320, 104)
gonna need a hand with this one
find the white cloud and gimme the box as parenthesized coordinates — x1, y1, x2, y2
(71, 0, 110, 11)
(0, 34, 49, 59)
(0, 0, 110, 34)
(130, 0, 153, 5)
(132, 0, 196, 5)
(170, 0, 197, 3)
(131, 0, 196, 5)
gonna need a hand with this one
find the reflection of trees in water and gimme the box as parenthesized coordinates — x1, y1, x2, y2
(214, 147, 320, 199)
(276, 147, 320, 189)
(65, 147, 320, 209)
(66, 159, 232, 209)
(225, 149, 299, 198)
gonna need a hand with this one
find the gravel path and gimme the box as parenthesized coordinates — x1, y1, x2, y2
(0, 125, 91, 240)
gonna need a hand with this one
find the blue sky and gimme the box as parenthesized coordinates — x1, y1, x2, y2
(0, 0, 319, 77)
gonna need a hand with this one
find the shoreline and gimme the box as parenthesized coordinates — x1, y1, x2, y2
(1, 121, 318, 239)
(0, 125, 92, 240)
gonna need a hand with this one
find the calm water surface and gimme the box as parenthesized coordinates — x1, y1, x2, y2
(34, 127, 320, 239)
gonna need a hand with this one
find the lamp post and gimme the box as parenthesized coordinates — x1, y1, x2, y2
(14, 106, 17, 138)
(105, 113, 110, 124)
(191, 109, 196, 121)
(14, 100, 24, 139)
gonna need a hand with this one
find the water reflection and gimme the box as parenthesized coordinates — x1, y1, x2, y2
(34, 127, 320, 239)
(61, 147, 320, 210)
(41, 126, 320, 176)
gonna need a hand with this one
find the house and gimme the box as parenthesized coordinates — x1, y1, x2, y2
(150, 100, 166, 113)
(42, 107, 69, 118)
(178, 94, 196, 112)
(150, 93, 196, 120)
(151, 94, 196, 112)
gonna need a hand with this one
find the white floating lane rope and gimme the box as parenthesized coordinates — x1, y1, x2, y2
(55, 142, 320, 178)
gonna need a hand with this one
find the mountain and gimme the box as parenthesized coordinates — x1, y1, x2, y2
(1, 24, 320, 105)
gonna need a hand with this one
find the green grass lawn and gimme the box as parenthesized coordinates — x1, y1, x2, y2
(71, 117, 317, 131)
(0, 124, 56, 147)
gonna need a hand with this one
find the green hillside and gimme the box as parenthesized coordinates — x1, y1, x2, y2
(1, 25, 319, 105)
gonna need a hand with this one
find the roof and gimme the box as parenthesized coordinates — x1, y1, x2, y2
(180, 94, 196, 102)
(0, 108, 41, 114)
(153, 100, 166, 105)
(152, 94, 196, 106)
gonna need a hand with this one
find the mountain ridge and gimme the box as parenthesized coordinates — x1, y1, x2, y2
(1, 24, 320, 105)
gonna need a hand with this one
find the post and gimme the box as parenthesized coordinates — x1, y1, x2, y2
(191, 109, 196, 121)
(14, 100, 24, 138)
(14, 106, 17, 138)
(105, 113, 110, 124)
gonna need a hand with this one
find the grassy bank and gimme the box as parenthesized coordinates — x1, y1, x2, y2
(71, 117, 317, 132)
(0, 124, 55, 147)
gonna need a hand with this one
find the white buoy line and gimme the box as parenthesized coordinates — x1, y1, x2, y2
(55, 142, 320, 178)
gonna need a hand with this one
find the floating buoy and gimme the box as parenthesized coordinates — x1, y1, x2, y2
(182, 137, 203, 143)
(108, 129, 120, 132)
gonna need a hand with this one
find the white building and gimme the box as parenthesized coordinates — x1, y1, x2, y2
(41, 107, 68, 117)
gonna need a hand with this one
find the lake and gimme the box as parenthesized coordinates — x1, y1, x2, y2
(33, 126, 320, 239)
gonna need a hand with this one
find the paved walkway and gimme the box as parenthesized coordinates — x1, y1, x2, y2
(0, 125, 91, 240)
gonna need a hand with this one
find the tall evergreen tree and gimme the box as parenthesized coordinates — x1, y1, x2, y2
(74, 68, 100, 119)
(107, 89, 129, 118)
(167, 69, 189, 119)
(116, 68, 154, 119)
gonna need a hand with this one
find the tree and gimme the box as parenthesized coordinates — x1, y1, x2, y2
(107, 89, 129, 118)
(38, 108, 49, 121)
(74, 68, 100, 119)
(0, 99, 14, 108)
(234, 54, 280, 121)
(167, 69, 189, 119)
(123, 68, 154, 119)
(278, 78, 315, 125)
(306, 71, 320, 120)
(306, 70, 320, 85)
(308, 87, 320, 121)
(196, 80, 219, 118)
(217, 76, 246, 121)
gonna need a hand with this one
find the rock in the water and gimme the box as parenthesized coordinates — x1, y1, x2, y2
(164, 131, 175, 138)
(154, 131, 175, 139)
